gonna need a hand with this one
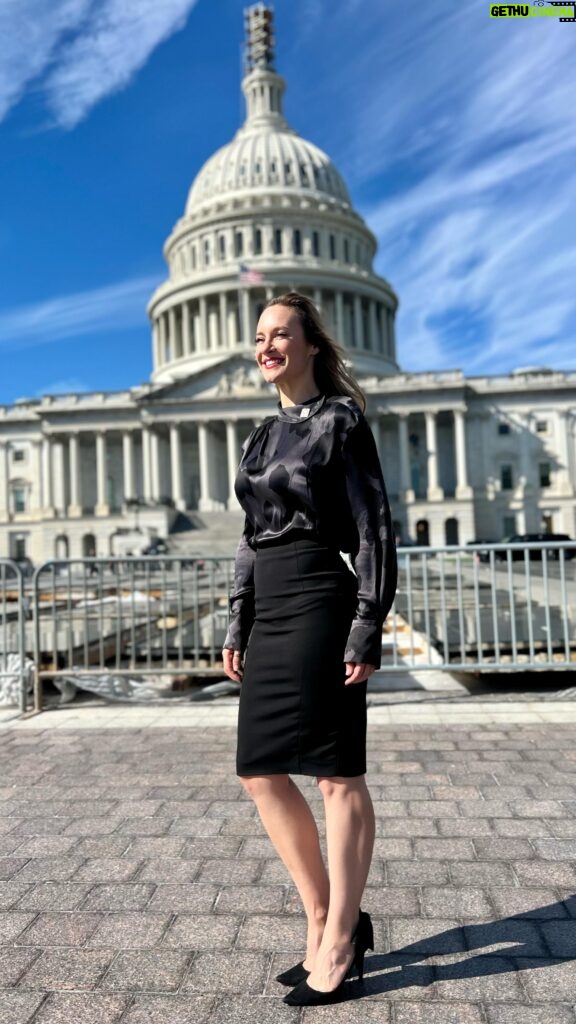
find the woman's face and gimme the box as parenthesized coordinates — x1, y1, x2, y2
(254, 305, 318, 387)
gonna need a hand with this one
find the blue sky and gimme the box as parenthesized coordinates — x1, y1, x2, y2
(0, 0, 575, 404)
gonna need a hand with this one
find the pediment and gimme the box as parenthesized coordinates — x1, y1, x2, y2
(142, 355, 275, 404)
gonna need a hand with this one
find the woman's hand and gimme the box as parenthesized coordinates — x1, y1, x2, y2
(344, 662, 376, 684)
(222, 648, 244, 682)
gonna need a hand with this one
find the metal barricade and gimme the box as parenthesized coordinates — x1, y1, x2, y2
(31, 555, 234, 712)
(0, 560, 28, 713)
(25, 540, 576, 712)
(385, 540, 576, 673)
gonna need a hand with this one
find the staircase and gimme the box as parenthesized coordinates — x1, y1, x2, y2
(167, 510, 246, 557)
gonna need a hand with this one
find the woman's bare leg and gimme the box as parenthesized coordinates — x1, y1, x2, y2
(238, 774, 330, 968)
(306, 774, 375, 991)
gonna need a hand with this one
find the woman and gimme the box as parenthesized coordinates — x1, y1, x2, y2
(222, 292, 397, 1006)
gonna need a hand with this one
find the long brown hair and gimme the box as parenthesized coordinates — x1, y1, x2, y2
(263, 291, 367, 413)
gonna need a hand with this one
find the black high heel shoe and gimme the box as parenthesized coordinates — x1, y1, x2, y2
(275, 960, 310, 986)
(283, 910, 374, 1006)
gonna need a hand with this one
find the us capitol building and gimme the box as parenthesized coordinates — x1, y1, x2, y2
(1, 5, 575, 565)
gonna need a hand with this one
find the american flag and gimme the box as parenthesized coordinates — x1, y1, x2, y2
(239, 263, 264, 284)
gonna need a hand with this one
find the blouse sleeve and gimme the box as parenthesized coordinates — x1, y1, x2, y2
(341, 417, 398, 669)
(222, 514, 257, 654)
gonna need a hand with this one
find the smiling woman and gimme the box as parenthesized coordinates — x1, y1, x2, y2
(222, 290, 397, 1006)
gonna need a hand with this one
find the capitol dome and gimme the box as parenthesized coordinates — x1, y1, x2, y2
(147, 4, 399, 383)
(186, 71, 352, 213)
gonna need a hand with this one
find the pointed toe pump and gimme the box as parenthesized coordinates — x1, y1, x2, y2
(275, 960, 310, 987)
(283, 909, 374, 1006)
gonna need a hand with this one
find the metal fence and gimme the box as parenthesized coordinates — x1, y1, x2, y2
(387, 540, 575, 674)
(0, 541, 574, 714)
(0, 560, 27, 713)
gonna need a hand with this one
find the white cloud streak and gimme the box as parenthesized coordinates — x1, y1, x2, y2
(0, 0, 198, 128)
(0, 274, 160, 348)
(326, 2, 576, 375)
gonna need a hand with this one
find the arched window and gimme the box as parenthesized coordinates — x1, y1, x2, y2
(416, 520, 430, 546)
(82, 533, 96, 558)
(445, 518, 459, 546)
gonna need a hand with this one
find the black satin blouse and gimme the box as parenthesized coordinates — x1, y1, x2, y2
(222, 392, 397, 668)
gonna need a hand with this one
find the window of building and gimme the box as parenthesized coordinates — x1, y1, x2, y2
(253, 227, 262, 255)
(12, 487, 26, 513)
(293, 229, 302, 255)
(501, 464, 514, 490)
(203, 238, 210, 265)
(329, 234, 336, 260)
(13, 536, 27, 559)
(503, 515, 517, 537)
(535, 419, 549, 434)
(218, 235, 226, 260)
(539, 461, 551, 488)
(12, 449, 25, 463)
(343, 238, 350, 263)
(355, 242, 361, 265)
(191, 245, 197, 269)
(498, 423, 510, 435)
(274, 228, 283, 254)
(234, 231, 243, 258)
(312, 231, 320, 257)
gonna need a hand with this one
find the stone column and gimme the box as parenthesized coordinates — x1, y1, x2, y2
(42, 435, 54, 516)
(226, 419, 240, 509)
(425, 411, 444, 501)
(170, 423, 185, 510)
(241, 289, 251, 345)
(142, 425, 153, 502)
(335, 291, 344, 344)
(397, 414, 414, 502)
(314, 288, 322, 312)
(168, 308, 177, 359)
(152, 321, 161, 368)
(199, 296, 208, 352)
(33, 440, 43, 512)
(219, 293, 228, 349)
(150, 430, 161, 501)
(353, 295, 363, 348)
(388, 309, 396, 359)
(197, 421, 213, 511)
(159, 314, 168, 362)
(454, 409, 472, 499)
(68, 433, 82, 517)
(556, 410, 573, 496)
(95, 432, 109, 516)
(0, 443, 8, 522)
(518, 413, 533, 494)
(122, 431, 136, 503)
(369, 300, 378, 353)
(182, 302, 191, 356)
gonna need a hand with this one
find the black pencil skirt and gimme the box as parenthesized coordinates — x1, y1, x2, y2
(236, 533, 368, 778)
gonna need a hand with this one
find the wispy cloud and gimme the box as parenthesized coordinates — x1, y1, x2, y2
(0, 0, 198, 128)
(326, 3, 576, 375)
(36, 378, 91, 396)
(0, 274, 160, 348)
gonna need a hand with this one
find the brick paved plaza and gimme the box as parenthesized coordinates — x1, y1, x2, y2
(0, 697, 575, 1023)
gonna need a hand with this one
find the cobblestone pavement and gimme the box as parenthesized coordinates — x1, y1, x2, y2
(0, 709, 575, 1022)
